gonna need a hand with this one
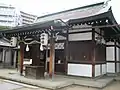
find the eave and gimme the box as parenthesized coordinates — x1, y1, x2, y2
(68, 10, 120, 35)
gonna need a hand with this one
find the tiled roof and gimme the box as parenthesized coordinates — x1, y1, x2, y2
(37, 2, 106, 22)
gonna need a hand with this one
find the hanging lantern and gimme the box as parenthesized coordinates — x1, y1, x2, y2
(40, 33, 48, 46)
(40, 44, 44, 51)
(26, 44, 29, 51)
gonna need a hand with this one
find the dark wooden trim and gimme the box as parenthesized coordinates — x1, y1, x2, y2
(92, 64, 95, 78)
(115, 40, 117, 73)
(100, 64, 102, 75)
(67, 61, 106, 64)
(106, 44, 120, 48)
(106, 45, 115, 47)
(69, 30, 92, 34)
(92, 29, 95, 41)
(107, 61, 120, 63)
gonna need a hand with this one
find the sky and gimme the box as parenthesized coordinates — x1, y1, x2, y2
(0, 0, 120, 23)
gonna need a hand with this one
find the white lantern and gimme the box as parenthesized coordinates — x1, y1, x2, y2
(26, 44, 29, 51)
(10, 37, 17, 47)
(40, 33, 48, 46)
(40, 44, 44, 51)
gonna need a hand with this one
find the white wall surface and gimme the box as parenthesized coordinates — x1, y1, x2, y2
(67, 63, 92, 77)
(69, 32, 92, 41)
(117, 47, 119, 61)
(106, 47, 115, 61)
(117, 63, 120, 73)
(102, 64, 106, 74)
(106, 42, 115, 45)
(107, 63, 115, 73)
(95, 65, 101, 77)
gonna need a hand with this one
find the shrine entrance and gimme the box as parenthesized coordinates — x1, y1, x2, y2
(0, 19, 69, 79)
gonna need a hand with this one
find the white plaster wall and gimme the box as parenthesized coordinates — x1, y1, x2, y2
(67, 63, 92, 77)
(69, 32, 92, 41)
(106, 47, 115, 61)
(117, 47, 119, 61)
(102, 64, 106, 75)
(117, 63, 120, 73)
(95, 65, 101, 77)
(70, 25, 92, 33)
(107, 63, 115, 73)
(106, 42, 115, 45)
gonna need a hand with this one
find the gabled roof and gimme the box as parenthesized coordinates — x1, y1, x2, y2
(37, 2, 105, 22)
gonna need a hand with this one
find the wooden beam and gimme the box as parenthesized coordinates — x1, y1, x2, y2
(20, 42, 24, 75)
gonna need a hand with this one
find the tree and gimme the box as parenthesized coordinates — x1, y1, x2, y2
(0, 26, 11, 31)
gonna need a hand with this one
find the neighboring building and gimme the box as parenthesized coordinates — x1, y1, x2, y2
(0, 3, 37, 27)
(0, 3, 21, 27)
(20, 11, 37, 25)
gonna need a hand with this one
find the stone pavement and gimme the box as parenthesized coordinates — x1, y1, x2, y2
(0, 69, 115, 90)
(0, 79, 48, 90)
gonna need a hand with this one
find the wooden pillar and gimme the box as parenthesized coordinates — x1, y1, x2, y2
(92, 29, 95, 78)
(20, 42, 24, 75)
(92, 46, 95, 78)
(65, 29, 69, 74)
(49, 32, 55, 78)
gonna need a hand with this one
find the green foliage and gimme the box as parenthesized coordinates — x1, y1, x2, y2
(0, 26, 11, 30)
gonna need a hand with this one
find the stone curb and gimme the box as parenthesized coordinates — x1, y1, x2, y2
(0, 75, 73, 90)
(0, 74, 115, 89)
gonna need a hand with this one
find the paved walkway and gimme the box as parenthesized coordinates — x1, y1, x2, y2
(0, 69, 115, 90)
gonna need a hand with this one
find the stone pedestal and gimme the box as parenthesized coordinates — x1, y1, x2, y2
(25, 66, 44, 79)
